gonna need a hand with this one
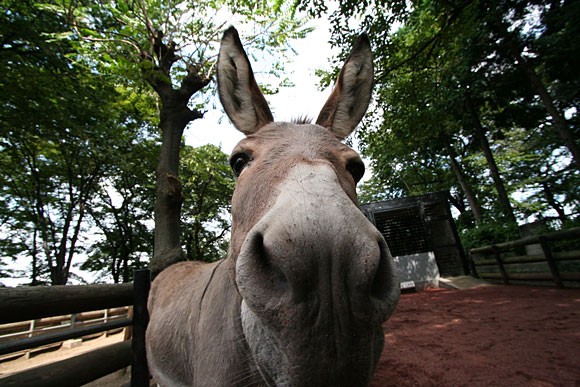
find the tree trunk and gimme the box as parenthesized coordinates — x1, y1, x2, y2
(150, 102, 193, 275)
(122, 254, 129, 283)
(541, 181, 567, 223)
(31, 228, 39, 286)
(447, 147, 484, 224)
(143, 31, 210, 277)
(448, 193, 466, 215)
(112, 251, 120, 284)
(513, 52, 580, 169)
(50, 196, 88, 285)
(465, 93, 517, 225)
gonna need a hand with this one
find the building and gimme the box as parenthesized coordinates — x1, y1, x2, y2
(361, 192, 468, 289)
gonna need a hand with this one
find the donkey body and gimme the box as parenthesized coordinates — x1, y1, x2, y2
(146, 27, 400, 386)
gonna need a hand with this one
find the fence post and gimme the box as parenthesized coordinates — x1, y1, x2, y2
(492, 245, 509, 285)
(539, 237, 564, 288)
(104, 308, 109, 337)
(131, 269, 151, 386)
(26, 319, 35, 359)
(467, 251, 479, 278)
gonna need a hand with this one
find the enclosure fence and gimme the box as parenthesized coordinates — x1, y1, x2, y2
(469, 227, 580, 288)
(0, 270, 150, 386)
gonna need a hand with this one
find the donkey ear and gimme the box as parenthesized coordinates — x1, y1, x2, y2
(316, 34, 373, 139)
(217, 27, 273, 135)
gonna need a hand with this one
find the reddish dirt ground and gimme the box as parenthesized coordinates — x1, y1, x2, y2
(371, 285, 580, 387)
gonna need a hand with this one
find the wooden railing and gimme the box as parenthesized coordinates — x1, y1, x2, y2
(469, 228, 580, 287)
(0, 270, 150, 386)
(0, 307, 130, 361)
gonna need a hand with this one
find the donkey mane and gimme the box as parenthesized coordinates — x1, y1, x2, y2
(291, 116, 313, 125)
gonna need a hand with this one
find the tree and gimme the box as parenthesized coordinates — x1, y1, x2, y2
(66, 0, 311, 276)
(478, 0, 580, 168)
(1, 0, 309, 284)
(351, 6, 495, 222)
(302, 0, 579, 234)
(180, 144, 235, 263)
(1, 1, 163, 285)
(81, 130, 159, 284)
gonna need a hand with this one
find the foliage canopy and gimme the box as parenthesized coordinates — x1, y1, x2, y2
(301, 0, 579, 245)
(0, 0, 309, 284)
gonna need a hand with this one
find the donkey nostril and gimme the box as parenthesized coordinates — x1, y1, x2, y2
(370, 239, 395, 301)
(259, 234, 289, 294)
(253, 233, 266, 264)
(368, 237, 400, 321)
(254, 234, 282, 278)
(371, 250, 388, 300)
(238, 231, 289, 307)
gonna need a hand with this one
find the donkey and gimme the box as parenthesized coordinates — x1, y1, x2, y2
(146, 27, 400, 386)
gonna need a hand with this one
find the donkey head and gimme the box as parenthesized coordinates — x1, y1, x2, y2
(218, 27, 399, 386)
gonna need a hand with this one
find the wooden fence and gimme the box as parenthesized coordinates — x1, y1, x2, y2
(469, 227, 580, 287)
(0, 307, 130, 362)
(0, 270, 150, 386)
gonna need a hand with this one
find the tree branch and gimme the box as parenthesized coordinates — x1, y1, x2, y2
(178, 64, 212, 101)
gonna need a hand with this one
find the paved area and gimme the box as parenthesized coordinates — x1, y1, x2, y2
(439, 275, 493, 290)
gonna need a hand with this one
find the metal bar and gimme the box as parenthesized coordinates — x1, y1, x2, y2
(0, 318, 132, 356)
(131, 269, 151, 386)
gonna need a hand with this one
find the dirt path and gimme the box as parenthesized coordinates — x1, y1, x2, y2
(3, 285, 579, 386)
(371, 286, 580, 387)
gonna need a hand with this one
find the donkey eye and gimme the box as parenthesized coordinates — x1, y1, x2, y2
(346, 159, 365, 183)
(230, 153, 251, 177)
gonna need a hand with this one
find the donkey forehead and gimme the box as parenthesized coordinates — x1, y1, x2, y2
(231, 123, 356, 160)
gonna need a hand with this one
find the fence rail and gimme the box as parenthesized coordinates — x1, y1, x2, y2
(0, 307, 129, 345)
(469, 227, 580, 287)
(0, 283, 133, 325)
(0, 270, 150, 386)
(0, 317, 132, 356)
(0, 341, 132, 387)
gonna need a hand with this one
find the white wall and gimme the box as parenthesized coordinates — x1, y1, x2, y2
(393, 252, 440, 289)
